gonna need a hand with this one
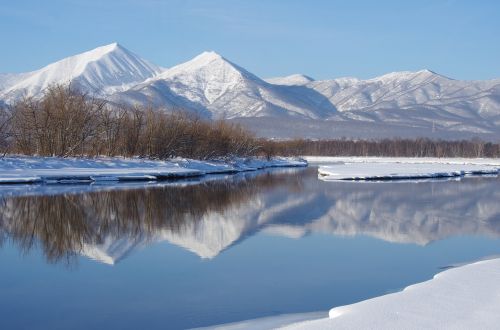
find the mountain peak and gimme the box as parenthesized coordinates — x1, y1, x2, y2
(266, 74, 315, 86)
(175, 50, 228, 70)
(0, 42, 161, 102)
(417, 69, 452, 80)
(365, 69, 443, 83)
(419, 69, 436, 75)
(153, 50, 264, 105)
(157, 50, 255, 82)
(98, 41, 120, 51)
(197, 50, 223, 61)
(73, 42, 125, 63)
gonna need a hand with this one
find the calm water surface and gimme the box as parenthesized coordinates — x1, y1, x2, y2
(0, 167, 499, 329)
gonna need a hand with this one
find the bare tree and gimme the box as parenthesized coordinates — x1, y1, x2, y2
(0, 105, 12, 155)
(11, 85, 104, 157)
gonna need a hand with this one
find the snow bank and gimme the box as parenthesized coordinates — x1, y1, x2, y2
(0, 156, 307, 186)
(318, 162, 499, 181)
(311, 157, 499, 181)
(281, 257, 500, 330)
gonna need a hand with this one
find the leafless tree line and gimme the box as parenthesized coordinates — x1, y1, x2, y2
(0, 84, 258, 159)
(262, 138, 500, 158)
(1, 84, 499, 159)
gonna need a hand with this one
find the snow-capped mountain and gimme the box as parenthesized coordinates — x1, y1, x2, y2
(114, 51, 337, 119)
(0, 43, 161, 103)
(240, 70, 500, 140)
(1, 43, 500, 139)
(308, 70, 500, 127)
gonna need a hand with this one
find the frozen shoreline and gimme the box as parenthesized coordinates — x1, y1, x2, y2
(204, 257, 500, 330)
(0, 156, 307, 185)
(305, 156, 500, 181)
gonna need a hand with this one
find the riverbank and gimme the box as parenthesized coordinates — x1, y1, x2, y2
(0, 156, 307, 184)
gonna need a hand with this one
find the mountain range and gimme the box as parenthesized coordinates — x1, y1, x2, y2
(1, 42, 500, 140)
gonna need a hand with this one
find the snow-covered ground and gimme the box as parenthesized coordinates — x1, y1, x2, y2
(202, 257, 500, 330)
(0, 156, 307, 185)
(306, 157, 500, 181)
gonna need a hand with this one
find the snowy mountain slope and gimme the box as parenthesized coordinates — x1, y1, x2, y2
(0, 72, 32, 90)
(309, 70, 500, 126)
(0, 43, 162, 103)
(116, 51, 337, 119)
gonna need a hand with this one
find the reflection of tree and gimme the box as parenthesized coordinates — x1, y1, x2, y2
(0, 169, 305, 264)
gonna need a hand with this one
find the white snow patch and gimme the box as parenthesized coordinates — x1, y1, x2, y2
(307, 157, 500, 181)
(280, 258, 500, 330)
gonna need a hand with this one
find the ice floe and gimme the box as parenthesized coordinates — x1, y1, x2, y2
(312, 157, 500, 181)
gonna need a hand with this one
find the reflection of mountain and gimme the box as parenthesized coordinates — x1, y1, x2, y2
(1, 168, 499, 265)
(265, 177, 500, 245)
(0, 170, 303, 263)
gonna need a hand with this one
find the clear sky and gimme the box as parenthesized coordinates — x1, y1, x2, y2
(1, 0, 499, 80)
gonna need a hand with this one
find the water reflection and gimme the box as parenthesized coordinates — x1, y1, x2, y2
(0, 170, 302, 264)
(1, 167, 499, 265)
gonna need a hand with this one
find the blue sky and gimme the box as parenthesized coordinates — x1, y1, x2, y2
(1, 0, 499, 80)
